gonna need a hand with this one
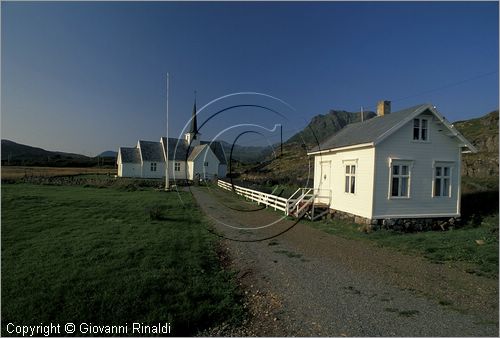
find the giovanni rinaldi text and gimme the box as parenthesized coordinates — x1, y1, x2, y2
(6, 322, 172, 336)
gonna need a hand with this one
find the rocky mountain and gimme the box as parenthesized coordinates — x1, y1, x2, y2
(286, 110, 376, 146)
(454, 110, 499, 179)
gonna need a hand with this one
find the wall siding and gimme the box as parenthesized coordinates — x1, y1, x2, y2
(118, 163, 142, 177)
(190, 146, 220, 180)
(141, 161, 165, 179)
(218, 164, 227, 178)
(313, 147, 375, 218)
(168, 160, 188, 180)
(373, 112, 461, 218)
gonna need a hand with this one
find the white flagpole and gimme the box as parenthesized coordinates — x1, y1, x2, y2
(165, 72, 170, 190)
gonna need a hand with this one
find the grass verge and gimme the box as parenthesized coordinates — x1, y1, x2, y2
(310, 214, 498, 278)
(1, 183, 244, 336)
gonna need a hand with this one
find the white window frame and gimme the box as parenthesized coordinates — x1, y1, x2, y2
(174, 162, 181, 172)
(388, 159, 413, 199)
(343, 160, 357, 195)
(204, 161, 209, 167)
(150, 162, 157, 172)
(432, 161, 454, 198)
(412, 117, 429, 142)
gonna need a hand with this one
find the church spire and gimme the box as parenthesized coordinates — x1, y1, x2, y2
(185, 91, 200, 147)
(189, 91, 198, 135)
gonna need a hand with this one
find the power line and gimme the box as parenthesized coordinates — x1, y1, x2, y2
(362, 70, 498, 111)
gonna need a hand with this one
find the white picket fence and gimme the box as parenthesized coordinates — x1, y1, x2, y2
(217, 179, 290, 213)
(217, 180, 332, 218)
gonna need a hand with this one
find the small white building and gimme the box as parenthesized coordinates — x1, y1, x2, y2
(117, 101, 227, 181)
(307, 101, 477, 224)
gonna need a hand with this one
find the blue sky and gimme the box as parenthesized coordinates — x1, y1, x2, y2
(1, 1, 498, 156)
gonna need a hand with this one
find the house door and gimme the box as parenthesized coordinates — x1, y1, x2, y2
(317, 161, 331, 205)
(319, 161, 331, 190)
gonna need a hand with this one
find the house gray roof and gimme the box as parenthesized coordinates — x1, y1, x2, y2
(119, 147, 141, 163)
(138, 140, 165, 162)
(310, 104, 429, 153)
(161, 137, 190, 161)
(159, 137, 227, 164)
(187, 144, 208, 161)
(201, 141, 228, 165)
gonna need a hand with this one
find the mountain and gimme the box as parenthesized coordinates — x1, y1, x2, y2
(218, 140, 274, 164)
(98, 151, 118, 158)
(286, 110, 376, 146)
(454, 110, 499, 179)
(234, 109, 376, 185)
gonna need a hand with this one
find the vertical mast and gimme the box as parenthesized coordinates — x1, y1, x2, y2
(165, 72, 170, 190)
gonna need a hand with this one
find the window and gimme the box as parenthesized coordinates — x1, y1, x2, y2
(434, 165, 451, 197)
(204, 161, 209, 167)
(344, 164, 356, 194)
(150, 162, 157, 172)
(174, 162, 181, 172)
(413, 118, 428, 141)
(390, 163, 411, 198)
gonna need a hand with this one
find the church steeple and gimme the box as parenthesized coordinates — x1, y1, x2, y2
(185, 92, 200, 147)
(189, 93, 198, 135)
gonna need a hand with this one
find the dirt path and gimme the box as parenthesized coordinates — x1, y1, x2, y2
(191, 186, 498, 336)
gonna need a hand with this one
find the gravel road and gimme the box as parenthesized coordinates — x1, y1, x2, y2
(190, 186, 498, 336)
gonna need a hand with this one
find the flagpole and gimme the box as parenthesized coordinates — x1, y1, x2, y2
(165, 72, 170, 191)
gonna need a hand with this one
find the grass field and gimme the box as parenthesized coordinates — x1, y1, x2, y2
(1, 166, 116, 179)
(1, 183, 243, 336)
(309, 214, 499, 278)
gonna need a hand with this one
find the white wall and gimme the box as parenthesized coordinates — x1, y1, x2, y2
(190, 146, 220, 180)
(166, 160, 188, 181)
(118, 163, 142, 177)
(218, 164, 227, 178)
(141, 161, 166, 179)
(313, 146, 375, 218)
(117, 152, 142, 177)
(373, 112, 461, 218)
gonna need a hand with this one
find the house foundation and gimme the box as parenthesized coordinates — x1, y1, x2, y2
(328, 209, 460, 232)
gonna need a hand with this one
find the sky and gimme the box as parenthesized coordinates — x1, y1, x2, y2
(1, 1, 498, 156)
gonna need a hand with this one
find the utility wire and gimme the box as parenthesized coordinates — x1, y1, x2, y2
(200, 70, 498, 146)
(361, 70, 498, 111)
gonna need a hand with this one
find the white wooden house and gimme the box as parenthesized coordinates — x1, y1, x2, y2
(117, 101, 227, 181)
(307, 101, 477, 224)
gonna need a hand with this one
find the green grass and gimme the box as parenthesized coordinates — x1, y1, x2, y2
(1, 183, 244, 336)
(310, 215, 499, 278)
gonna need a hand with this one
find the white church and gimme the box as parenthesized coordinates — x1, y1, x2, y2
(116, 101, 227, 181)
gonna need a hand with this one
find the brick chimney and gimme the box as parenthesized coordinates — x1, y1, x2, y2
(377, 100, 391, 116)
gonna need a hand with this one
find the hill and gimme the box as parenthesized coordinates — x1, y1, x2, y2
(1, 140, 91, 166)
(1, 140, 114, 167)
(98, 150, 118, 158)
